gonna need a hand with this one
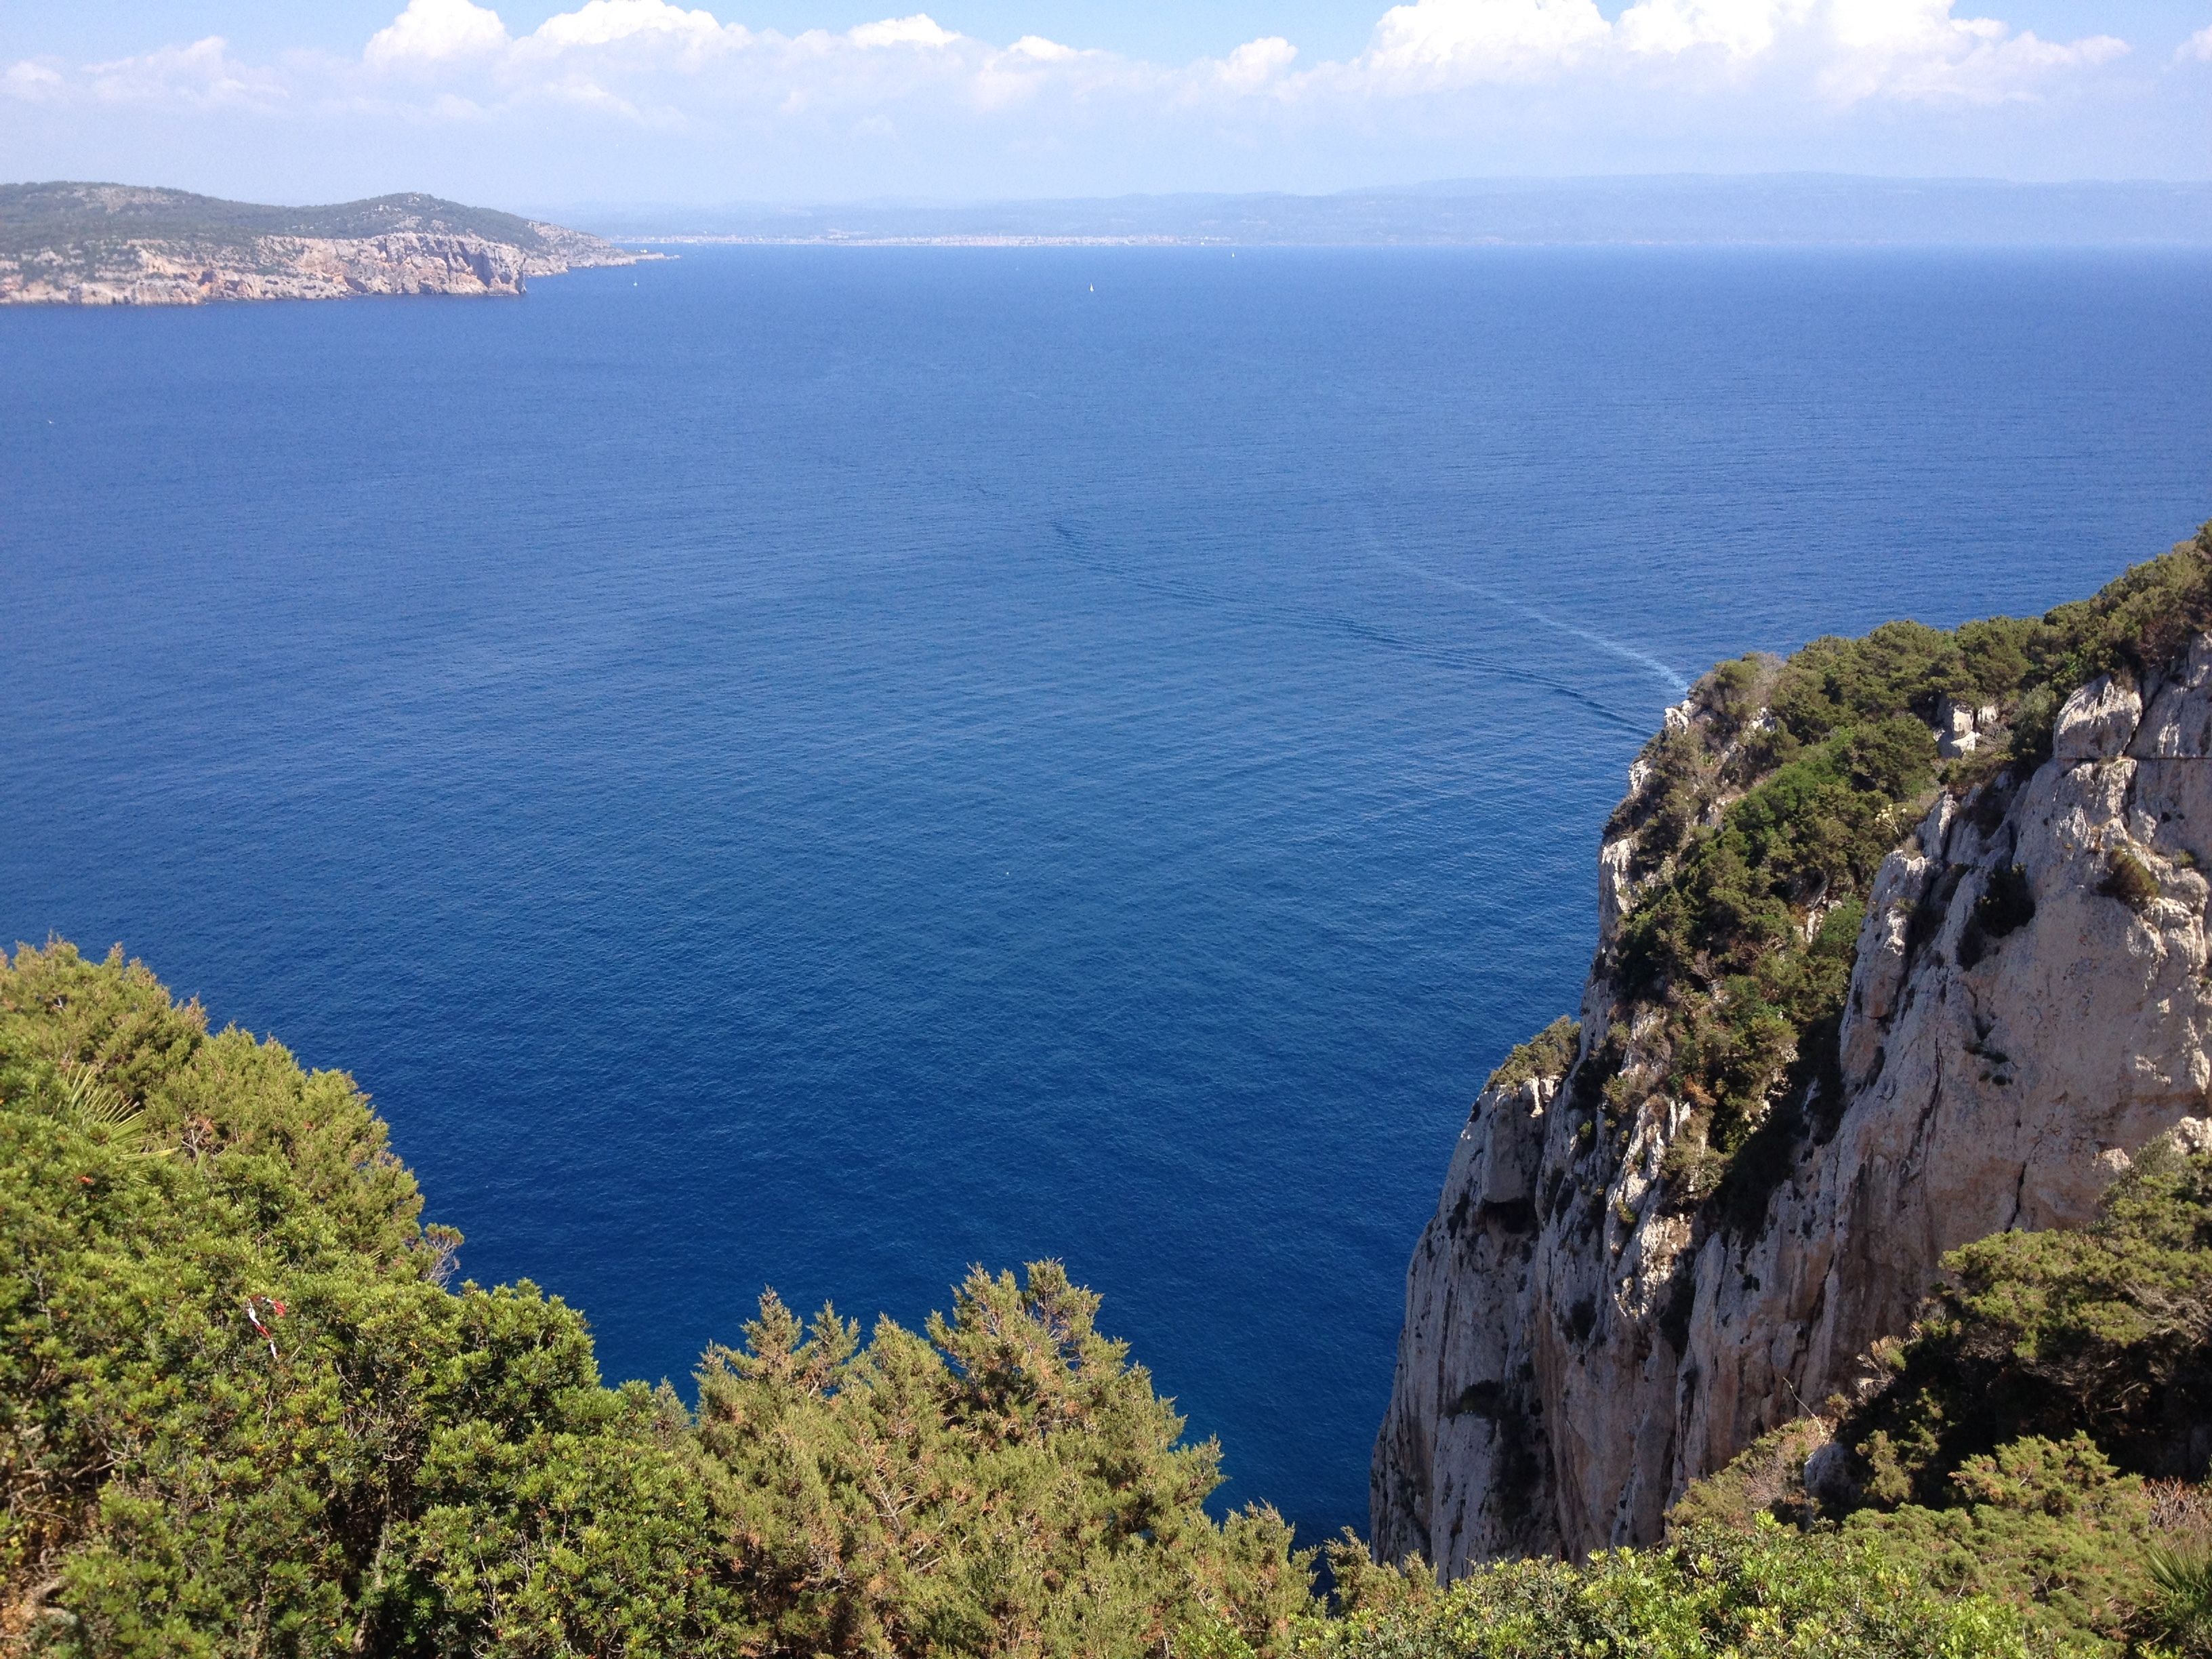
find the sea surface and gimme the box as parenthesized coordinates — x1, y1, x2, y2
(5, 246, 2210, 1546)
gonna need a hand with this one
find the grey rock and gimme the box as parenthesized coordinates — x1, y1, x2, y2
(1936, 695, 1979, 758)
(2, 227, 646, 306)
(2053, 673, 2144, 762)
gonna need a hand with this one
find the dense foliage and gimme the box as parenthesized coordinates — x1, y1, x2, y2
(1837, 1137, 2212, 1505)
(1670, 1143, 2212, 1657)
(1299, 1519, 2036, 1659)
(0, 941, 1311, 1656)
(689, 1270, 1312, 1654)
(1592, 526, 2212, 1207)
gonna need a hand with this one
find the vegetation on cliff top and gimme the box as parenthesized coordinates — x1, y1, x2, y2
(1483, 1017, 1580, 1096)
(1572, 524, 2212, 1211)
(0, 184, 569, 261)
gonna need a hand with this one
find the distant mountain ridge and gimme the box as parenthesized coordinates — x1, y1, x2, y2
(0, 182, 645, 305)
(565, 174, 2212, 246)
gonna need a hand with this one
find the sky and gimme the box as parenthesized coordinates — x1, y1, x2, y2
(3, 0, 2210, 207)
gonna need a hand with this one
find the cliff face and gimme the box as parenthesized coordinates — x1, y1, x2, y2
(1373, 628, 2212, 1572)
(0, 229, 640, 305)
(0, 184, 645, 305)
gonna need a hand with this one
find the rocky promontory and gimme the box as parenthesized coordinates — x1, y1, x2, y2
(0, 182, 648, 305)
(1373, 531, 2212, 1572)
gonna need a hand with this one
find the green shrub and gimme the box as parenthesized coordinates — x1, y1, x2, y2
(691, 1265, 1315, 1657)
(1666, 1418, 1828, 1532)
(1486, 1017, 1580, 1095)
(1824, 1139, 2212, 1506)
(1841, 1435, 2158, 1652)
(1302, 1519, 2038, 1659)
(2104, 851, 2163, 910)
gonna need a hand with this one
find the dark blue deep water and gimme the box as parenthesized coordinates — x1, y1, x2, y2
(4, 247, 2210, 1545)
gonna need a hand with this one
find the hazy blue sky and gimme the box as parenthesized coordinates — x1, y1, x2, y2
(5, 0, 2210, 205)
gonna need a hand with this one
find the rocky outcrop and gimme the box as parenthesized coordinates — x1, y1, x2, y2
(1374, 637, 2212, 1574)
(0, 183, 648, 305)
(0, 230, 644, 305)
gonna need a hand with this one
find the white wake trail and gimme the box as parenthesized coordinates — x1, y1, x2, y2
(1366, 542, 1691, 697)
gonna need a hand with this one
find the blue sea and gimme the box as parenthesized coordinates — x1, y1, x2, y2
(4, 245, 2209, 1546)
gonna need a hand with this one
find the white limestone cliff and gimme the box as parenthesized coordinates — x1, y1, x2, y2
(1373, 638, 2212, 1573)
(1, 226, 642, 306)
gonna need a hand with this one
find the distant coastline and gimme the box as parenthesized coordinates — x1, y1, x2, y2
(13, 178, 2208, 290)
(640, 233, 1199, 248)
(565, 173, 2212, 249)
(0, 182, 653, 306)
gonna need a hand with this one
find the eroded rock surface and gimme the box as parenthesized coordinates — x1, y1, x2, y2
(1374, 642, 2212, 1572)
(0, 230, 646, 304)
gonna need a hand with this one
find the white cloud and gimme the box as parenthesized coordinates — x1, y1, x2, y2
(2179, 24, 2212, 62)
(367, 0, 510, 66)
(4, 59, 66, 100)
(1, 0, 2168, 202)
(1616, 0, 1806, 58)
(1819, 0, 2126, 102)
(1214, 36, 1298, 91)
(531, 0, 729, 51)
(83, 37, 288, 110)
(847, 15, 960, 49)
(537, 76, 644, 115)
(1332, 0, 2119, 100)
(1360, 0, 1610, 87)
(16, 0, 2140, 121)
(1346, 0, 1811, 85)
